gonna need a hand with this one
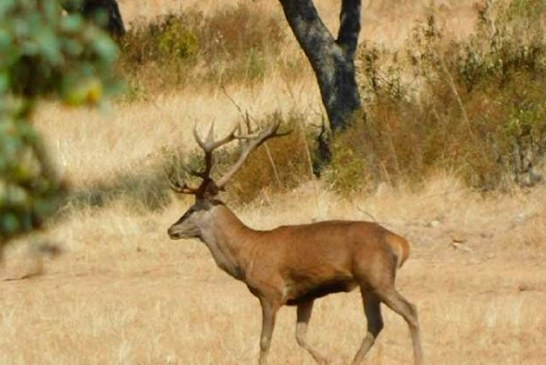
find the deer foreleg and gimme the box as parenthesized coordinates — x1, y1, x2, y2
(258, 299, 279, 365)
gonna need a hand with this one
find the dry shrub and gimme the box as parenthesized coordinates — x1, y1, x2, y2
(117, 3, 286, 96)
(197, 2, 285, 83)
(116, 12, 200, 95)
(228, 113, 312, 204)
(329, 0, 546, 195)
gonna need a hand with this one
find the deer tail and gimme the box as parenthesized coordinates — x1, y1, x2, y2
(386, 233, 410, 269)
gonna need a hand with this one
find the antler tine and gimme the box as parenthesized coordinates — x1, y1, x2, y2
(192, 122, 240, 181)
(193, 123, 208, 151)
(193, 122, 239, 152)
(244, 112, 253, 134)
(206, 122, 215, 145)
(164, 166, 199, 195)
(216, 120, 291, 188)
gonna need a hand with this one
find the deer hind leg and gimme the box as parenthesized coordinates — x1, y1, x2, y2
(296, 300, 328, 364)
(259, 298, 280, 365)
(351, 290, 384, 365)
(378, 288, 425, 365)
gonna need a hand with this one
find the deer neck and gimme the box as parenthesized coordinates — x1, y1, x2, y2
(198, 205, 256, 280)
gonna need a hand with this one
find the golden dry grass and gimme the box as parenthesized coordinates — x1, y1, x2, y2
(1, 1, 545, 364)
(119, 0, 478, 49)
(2, 176, 545, 364)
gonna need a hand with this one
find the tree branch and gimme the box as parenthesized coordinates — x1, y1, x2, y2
(337, 0, 361, 59)
(278, 0, 335, 68)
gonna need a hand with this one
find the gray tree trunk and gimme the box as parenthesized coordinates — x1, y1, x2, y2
(278, 0, 362, 132)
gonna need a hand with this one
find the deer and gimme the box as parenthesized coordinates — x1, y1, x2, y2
(166, 120, 425, 365)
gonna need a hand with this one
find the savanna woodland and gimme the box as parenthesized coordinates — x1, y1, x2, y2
(1, 1, 545, 365)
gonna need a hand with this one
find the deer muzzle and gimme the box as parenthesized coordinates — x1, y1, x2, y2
(168, 225, 183, 239)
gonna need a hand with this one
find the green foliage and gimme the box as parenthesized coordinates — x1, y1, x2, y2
(1, 0, 118, 101)
(0, 0, 118, 248)
(0, 103, 62, 245)
(330, 0, 546, 194)
(157, 18, 199, 60)
(120, 13, 199, 65)
(245, 48, 267, 82)
(58, 0, 85, 13)
(327, 126, 368, 197)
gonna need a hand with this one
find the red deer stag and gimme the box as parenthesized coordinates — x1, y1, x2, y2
(166, 121, 424, 365)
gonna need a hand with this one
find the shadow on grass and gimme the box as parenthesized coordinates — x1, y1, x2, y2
(58, 165, 174, 217)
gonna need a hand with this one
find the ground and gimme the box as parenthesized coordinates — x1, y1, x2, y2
(2, 177, 545, 364)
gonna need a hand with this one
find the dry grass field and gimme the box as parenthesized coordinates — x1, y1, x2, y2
(1, 1, 546, 364)
(120, 0, 478, 48)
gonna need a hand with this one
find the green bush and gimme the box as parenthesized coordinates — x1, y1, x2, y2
(120, 13, 199, 64)
(157, 20, 199, 60)
(326, 117, 369, 196)
(0, 104, 61, 243)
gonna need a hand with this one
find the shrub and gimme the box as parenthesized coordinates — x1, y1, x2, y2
(118, 4, 286, 94)
(120, 13, 199, 64)
(228, 113, 312, 204)
(329, 0, 546, 195)
(196, 3, 284, 83)
(156, 17, 199, 60)
(117, 12, 200, 93)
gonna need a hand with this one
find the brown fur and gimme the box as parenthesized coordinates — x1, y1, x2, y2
(169, 203, 424, 365)
(385, 233, 410, 269)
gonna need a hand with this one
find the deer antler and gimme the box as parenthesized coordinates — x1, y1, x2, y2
(192, 123, 238, 180)
(164, 166, 200, 195)
(167, 120, 289, 196)
(216, 119, 290, 188)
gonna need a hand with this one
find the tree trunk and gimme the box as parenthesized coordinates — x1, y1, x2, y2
(61, 0, 125, 37)
(278, 0, 362, 132)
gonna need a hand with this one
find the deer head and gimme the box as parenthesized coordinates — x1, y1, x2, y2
(166, 120, 288, 240)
